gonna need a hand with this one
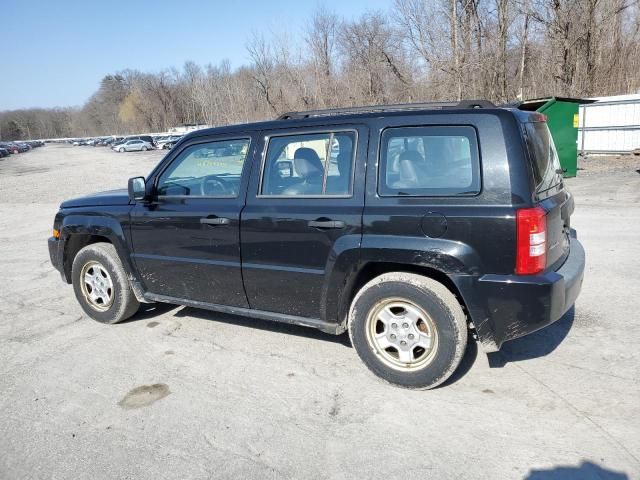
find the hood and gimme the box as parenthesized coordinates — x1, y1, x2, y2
(61, 188, 130, 208)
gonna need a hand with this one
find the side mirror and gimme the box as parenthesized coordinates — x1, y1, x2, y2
(277, 160, 293, 178)
(128, 176, 146, 202)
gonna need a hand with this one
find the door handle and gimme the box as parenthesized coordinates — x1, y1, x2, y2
(200, 216, 231, 226)
(308, 219, 346, 229)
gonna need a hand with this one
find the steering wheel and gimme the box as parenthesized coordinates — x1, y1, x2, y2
(200, 175, 230, 196)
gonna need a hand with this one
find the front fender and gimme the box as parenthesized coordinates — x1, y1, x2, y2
(58, 207, 139, 288)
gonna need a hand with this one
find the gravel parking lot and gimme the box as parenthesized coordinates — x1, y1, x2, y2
(1, 144, 639, 479)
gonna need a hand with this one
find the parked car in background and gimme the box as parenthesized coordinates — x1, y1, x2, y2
(125, 135, 156, 147)
(102, 137, 119, 146)
(0, 143, 19, 154)
(157, 135, 183, 149)
(112, 139, 153, 152)
(0, 147, 9, 158)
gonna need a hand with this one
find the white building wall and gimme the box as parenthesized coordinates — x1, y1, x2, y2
(578, 94, 640, 153)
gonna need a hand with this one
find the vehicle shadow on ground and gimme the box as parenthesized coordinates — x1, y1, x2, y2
(524, 460, 628, 479)
(437, 336, 478, 388)
(124, 303, 574, 378)
(120, 302, 179, 323)
(487, 307, 575, 368)
(171, 306, 353, 347)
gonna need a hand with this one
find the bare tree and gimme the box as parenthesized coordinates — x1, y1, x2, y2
(306, 7, 340, 107)
(2, 1, 640, 140)
(246, 33, 279, 114)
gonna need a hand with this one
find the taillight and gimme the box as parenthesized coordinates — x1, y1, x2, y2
(516, 206, 546, 275)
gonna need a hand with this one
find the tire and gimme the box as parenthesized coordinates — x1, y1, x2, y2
(142, 146, 148, 151)
(118, 147, 125, 153)
(71, 242, 139, 324)
(348, 272, 467, 390)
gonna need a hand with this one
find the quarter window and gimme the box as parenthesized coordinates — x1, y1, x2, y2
(261, 132, 355, 197)
(523, 122, 562, 194)
(379, 126, 480, 196)
(157, 138, 250, 197)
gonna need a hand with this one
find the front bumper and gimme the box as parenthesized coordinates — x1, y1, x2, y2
(48, 236, 65, 278)
(461, 235, 585, 352)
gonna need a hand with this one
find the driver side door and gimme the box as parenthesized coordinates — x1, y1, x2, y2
(129, 133, 256, 307)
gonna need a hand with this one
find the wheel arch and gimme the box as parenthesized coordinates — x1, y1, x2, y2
(338, 261, 472, 333)
(58, 213, 146, 302)
(63, 233, 112, 283)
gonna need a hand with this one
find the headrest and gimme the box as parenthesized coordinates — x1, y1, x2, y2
(294, 148, 324, 178)
(398, 150, 425, 164)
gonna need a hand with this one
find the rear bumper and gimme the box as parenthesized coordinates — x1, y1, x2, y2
(460, 235, 585, 352)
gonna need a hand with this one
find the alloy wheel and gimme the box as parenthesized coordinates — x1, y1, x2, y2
(365, 298, 439, 371)
(79, 261, 114, 311)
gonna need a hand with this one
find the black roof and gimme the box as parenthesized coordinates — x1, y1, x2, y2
(187, 100, 534, 139)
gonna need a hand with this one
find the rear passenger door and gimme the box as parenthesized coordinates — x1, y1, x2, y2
(241, 125, 367, 320)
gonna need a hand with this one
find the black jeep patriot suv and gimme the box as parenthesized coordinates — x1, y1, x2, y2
(48, 101, 585, 389)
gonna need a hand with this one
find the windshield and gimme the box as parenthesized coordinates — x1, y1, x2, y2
(524, 122, 562, 194)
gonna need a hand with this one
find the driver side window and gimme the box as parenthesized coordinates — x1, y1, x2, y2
(157, 138, 250, 197)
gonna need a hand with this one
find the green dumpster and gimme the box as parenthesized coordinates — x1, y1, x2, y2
(517, 97, 593, 178)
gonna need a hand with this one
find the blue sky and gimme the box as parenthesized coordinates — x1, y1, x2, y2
(1, 0, 393, 110)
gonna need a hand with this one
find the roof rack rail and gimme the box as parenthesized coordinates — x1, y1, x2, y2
(277, 100, 495, 120)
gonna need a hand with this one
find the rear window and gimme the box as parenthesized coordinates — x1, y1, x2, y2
(379, 126, 480, 196)
(524, 122, 562, 193)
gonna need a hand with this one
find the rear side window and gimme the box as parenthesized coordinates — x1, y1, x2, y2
(523, 122, 562, 194)
(261, 131, 355, 197)
(379, 126, 480, 196)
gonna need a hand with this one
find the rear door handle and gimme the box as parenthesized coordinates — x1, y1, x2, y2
(308, 219, 345, 229)
(200, 216, 231, 226)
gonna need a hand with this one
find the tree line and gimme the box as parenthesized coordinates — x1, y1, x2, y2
(1, 0, 639, 140)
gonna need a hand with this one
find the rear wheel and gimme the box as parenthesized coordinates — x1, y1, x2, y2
(72, 243, 139, 324)
(348, 272, 467, 389)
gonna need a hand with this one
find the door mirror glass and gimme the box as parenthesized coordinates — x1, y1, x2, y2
(277, 160, 293, 178)
(128, 176, 146, 201)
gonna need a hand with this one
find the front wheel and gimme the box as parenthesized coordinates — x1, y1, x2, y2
(72, 243, 139, 324)
(142, 146, 148, 151)
(118, 147, 125, 153)
(348, 272, 468, 390)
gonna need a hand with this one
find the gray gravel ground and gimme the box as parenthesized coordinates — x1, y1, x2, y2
(1, 144, 639, 479)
